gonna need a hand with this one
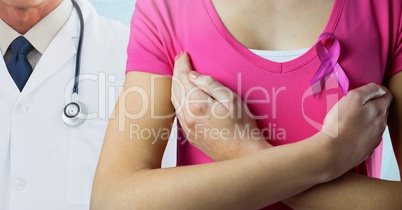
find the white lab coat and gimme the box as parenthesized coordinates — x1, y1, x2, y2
(0, 0, 129, 209)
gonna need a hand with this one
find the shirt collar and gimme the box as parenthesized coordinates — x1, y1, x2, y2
(0, 20, 19, 56)
(0, 0, 73, 56)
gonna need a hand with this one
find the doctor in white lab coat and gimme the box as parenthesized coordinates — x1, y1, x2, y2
(0, 0, 129, 209)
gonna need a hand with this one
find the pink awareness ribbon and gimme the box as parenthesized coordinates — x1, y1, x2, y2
(310, 33, 349, 97)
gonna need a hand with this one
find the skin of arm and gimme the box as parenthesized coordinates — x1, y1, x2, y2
(90, 71, 337, 210)
(91, 53, 390, 210)
(283, 72, 402, 210)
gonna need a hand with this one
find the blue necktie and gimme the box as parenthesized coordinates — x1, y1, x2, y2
(7, 36, 34, 92)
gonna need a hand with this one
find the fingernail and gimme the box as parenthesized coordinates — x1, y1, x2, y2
(379, 87, 386, 95)
(189, 71, 200, 80)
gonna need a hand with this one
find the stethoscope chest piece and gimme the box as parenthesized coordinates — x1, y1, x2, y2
(62, 101, 88, 126)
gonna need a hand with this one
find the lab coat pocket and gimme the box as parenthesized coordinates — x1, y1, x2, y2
(66, 119, 108, 205)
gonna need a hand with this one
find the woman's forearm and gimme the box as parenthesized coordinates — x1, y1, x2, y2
(284, 172, 402, 210)
(91, 133, 335, 210)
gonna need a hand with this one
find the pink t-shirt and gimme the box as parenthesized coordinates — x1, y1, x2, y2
(126, 0, 402, 209)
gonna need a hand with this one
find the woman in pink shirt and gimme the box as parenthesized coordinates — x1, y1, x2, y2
(92, 0, 401, 209)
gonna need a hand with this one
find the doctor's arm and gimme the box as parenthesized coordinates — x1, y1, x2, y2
(283, 72, 402, 210)
(90, 53, 388, 210)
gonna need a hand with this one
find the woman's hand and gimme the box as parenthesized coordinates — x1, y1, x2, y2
(171, 52, 392, 174)
(321, 83, 392, 178)
(171, 52, 271, 161)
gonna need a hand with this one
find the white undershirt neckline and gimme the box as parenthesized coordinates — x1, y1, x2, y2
(249, 48, 310, 63)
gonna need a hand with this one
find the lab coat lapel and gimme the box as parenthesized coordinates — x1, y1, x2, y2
(18, 21, 77, 100)
(0, 55, 20, 99)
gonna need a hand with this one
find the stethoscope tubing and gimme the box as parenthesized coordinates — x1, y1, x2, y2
(71, 0, 84, 95)
(62, 0, 87, 127)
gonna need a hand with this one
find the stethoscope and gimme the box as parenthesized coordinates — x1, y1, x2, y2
(62, 0, 88, 127)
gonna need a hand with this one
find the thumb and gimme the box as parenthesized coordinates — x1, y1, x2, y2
(175, 52, 193, 73)
(353, 83, 387, 104)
